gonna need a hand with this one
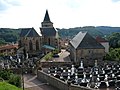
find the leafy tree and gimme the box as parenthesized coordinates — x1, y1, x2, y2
(0, 38, 7, 45)
(107, 32, 120, 48)
(0, 70, 12, 80)
(118, 40, 120, 47)
(0, 28, 20, 45)
(104, 48, 120, 61)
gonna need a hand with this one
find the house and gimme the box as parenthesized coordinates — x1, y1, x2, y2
(0, 44, 18, 55)
(96, 36, 109, 53)
(59, 38, 69, 49)
(69, 32, 105, 66)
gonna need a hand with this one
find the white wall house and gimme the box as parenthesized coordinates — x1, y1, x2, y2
(100, 42, 109, 53)
(96, 37, 109, 53)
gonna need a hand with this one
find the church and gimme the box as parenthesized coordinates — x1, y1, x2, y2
(18, 10, 60, 56)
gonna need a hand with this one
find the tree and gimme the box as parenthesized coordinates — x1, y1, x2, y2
(104, 48, 120, 61)
(107, 32, 120, 48)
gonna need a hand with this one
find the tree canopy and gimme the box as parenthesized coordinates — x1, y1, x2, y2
(107, 32, 120, 48)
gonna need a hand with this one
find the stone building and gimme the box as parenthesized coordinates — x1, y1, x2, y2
(19, 28, 42, 55)
(0, 44, 18, 55)
(69, 32, 105, 66)
(19, 10, 60, 56)
(40, 10, 59, 52)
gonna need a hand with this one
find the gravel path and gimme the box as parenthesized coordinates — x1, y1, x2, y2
(24, 74, 58, 90)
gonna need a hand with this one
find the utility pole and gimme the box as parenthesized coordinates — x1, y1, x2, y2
(21, 55, 24, 90)
(22, 47, 26, 90)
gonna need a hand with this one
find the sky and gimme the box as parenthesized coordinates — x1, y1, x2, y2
(0, 0, 120, 29)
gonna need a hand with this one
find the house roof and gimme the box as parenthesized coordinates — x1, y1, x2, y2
(43, 10, 51, 22)
(40, 27, 57, 37)
(20, 28, 40, 37)
(0, 44, 18, 51)
(20, 28, 30, 37)
(70, 32, 105, 49)
(96, 36, 108, 43)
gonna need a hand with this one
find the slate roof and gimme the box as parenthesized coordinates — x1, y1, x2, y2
(20, 28, 30, 37)
(70, 32, 105, 49)
(40, 27, 57, 37)
(43, 10, 51, 22)
(20, 28, 40, 37)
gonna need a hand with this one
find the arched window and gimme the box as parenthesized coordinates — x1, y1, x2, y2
(19, 40, 22, 48)
(36, 40, 39, 50)
(48, 38, 50, 45)
(29, 40, 33, 51)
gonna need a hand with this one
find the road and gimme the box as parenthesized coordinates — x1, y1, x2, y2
(24, 74, 59, 90)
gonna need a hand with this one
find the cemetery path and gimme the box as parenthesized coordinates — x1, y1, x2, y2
(54, 49, 70, 62)
(24, 74, 59, 90)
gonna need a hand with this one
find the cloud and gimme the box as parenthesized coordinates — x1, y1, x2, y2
(0, 0, 21, 11)
(0, 0, 9, 11)
(112, 0, 120, 2)
(4, 0, 21, 6)
(0, 0, 120, 29)
(66, 0, 81, 8)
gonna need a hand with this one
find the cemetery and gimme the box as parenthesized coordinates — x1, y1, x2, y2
(37, 60, 120, 90)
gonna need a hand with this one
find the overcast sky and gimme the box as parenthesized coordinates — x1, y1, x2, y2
(0, 0, 120, 29)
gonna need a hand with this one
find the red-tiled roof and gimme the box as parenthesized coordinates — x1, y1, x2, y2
(0, 44, 18, 51)
(96, 36, 108, 43)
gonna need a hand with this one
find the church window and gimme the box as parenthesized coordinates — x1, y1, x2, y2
(48, 38, 50, 45)
(19, 40, 22, 47)
(36, 40, 39, 50)
(29, 40, 33, 51)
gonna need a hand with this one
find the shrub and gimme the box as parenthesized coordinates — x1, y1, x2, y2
(8, 74, 21, 87)
(0, 69, 21, 88)
(0, 69, 12, 80)
(53, 49, 59, 54)
(43, 52, 53, 61)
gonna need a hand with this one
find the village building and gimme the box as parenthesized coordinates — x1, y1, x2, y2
(69, 32, 105, 66)
(59, 38, 69, 49)
(96, 36, 109, 53)
(0, 44, 18, 55)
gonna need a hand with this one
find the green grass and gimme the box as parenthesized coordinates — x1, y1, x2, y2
(43, 52, 53, 61)
(0, 82, 22, 90)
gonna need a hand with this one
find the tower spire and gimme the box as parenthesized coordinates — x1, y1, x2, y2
(43, 10, 51, 22)
(41, 10, 53, 27)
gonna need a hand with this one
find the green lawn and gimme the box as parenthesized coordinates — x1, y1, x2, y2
(0, 82, 22, 90)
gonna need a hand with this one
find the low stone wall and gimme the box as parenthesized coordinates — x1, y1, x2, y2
(41, 61, 72, 68)
(4, 68, 33, 74)
(37, 70, 92, 90)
